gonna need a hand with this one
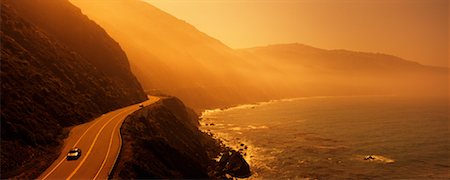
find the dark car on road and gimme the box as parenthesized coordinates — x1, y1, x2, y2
(66, 147, 81, 160)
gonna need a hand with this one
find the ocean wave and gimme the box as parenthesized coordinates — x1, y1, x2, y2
(248, 125, 268, 129)
(201, 95, 395, 117)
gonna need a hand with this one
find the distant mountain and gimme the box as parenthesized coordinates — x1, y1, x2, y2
(0, 0, 147, 178)
(239, 43, 448, 96)
(240, 43, 430, 72)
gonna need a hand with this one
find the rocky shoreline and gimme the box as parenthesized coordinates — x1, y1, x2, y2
(111, 97, 251, 179)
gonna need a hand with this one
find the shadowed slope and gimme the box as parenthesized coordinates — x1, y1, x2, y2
(0, 1, 146, 178)
(6, 0, 145, 101)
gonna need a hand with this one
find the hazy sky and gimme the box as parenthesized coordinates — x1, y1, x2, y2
(145, 0, 448, 67)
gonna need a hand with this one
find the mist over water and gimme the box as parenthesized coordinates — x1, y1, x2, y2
(201, 96, 449, 179)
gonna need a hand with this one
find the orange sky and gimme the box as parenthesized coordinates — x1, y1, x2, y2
(144, 0, 448, 67)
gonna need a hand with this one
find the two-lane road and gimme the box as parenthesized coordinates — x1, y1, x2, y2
(39, 96, 160, 180)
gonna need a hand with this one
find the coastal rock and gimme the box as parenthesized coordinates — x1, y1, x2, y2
(218, 150, 251, 178)
(112, 97, 252, 179)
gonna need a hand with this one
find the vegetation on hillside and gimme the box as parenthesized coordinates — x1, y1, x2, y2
(0, 1, 146, 178)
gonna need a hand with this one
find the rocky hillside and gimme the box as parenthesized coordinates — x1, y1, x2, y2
(5, 0, 145, 98)
(111, 97, 250, 179)
(0, 1, 146, 178)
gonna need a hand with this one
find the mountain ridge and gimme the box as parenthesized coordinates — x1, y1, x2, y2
(240, 43, 433, 67)
(238, 43, 448, 96)
(239, 43, 447, 73)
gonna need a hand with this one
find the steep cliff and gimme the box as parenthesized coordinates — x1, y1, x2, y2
(0, 1, 146, 178)
(112, 97, 250, 179)
(5, 0, 145, 101)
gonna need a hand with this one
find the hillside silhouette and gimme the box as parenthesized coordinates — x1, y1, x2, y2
(1, 0, 146, 178)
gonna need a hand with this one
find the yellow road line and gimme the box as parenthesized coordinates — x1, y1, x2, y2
(66, 108, 132, 180)
(93, 108, 134, 179)
(40, 113, 109, 180)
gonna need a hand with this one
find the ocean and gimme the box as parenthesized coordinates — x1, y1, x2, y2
(200, 96, 449, 179)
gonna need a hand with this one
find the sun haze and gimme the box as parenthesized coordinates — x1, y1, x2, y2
(145, 0, 448, 67)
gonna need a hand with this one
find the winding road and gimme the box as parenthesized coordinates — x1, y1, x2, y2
(38, 96, 160, 180)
